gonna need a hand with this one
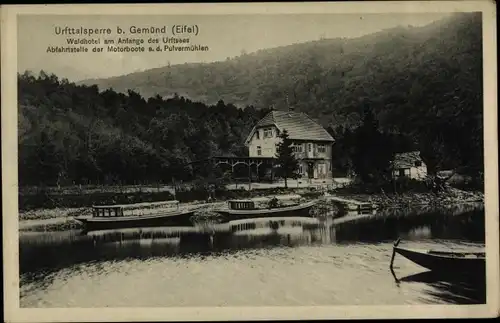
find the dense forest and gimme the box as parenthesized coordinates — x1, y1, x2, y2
(19, 72, 270, 186)
(19, 12, 484, 187)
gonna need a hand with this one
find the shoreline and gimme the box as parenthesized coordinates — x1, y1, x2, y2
(18, 200, 227, 232)
(18, 188, 484, 232)
(333, 187, 484, 209)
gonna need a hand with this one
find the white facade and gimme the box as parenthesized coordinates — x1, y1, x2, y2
(248, 125, 281, 158)
(392, 157, 428, 181)
(247, 125, 333, 180)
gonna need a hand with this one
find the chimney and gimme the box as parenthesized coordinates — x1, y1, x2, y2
(284, 92, 294, 112)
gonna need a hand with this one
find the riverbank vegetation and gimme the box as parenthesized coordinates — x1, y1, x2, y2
(332, 186, 484, 210)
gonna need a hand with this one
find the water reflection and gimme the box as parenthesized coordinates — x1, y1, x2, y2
(393, 270, 486, 304)
(19, 204, 486, 307)
(333, 203, 485, 243)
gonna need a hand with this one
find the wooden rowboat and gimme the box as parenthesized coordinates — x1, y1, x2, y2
(390, 238, 485, 274)
(75, 200, 195, 231)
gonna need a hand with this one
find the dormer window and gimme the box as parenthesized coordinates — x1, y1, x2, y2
(263, 128, 273, 138)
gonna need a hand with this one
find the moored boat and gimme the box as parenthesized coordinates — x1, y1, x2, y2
(75, 200, 196, 231)
(390, 238, 485, 274)
(215, 195, 317, 221)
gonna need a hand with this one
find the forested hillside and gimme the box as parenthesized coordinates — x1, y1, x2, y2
(80, 12, 483, 174)
(19, 12, 484, 187)
(18, 72, 270, 186)
(81, 13, 481, 121)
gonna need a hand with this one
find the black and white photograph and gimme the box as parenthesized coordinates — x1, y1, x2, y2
(2, 2, 498, 322)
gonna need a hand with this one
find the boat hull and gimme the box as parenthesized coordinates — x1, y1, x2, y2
(394, 246, 486, 274)
(216, 201, 316, 221)
(75, 210, 195, 231)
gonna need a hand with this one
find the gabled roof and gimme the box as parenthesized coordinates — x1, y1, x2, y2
(392, 151, 425, 169)
(245, 110, 334, 144)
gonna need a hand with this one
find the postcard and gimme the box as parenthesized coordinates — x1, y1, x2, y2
(2, 1, 499, 322)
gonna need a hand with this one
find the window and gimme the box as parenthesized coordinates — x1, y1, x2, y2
(299, 165, 303, 174)
(308, 143, 312, 152)
(292, 144, 303, 153)
(414, 160, 422, 167)
(263, 128, 273, 138)
(255, 130, 260, 140)
(276, 129, 280, 136)
(398, 169, 405, 177)
(318, 144, 326, 153)
(257, 146, 262, 156)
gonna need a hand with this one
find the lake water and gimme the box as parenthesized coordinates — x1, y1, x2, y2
(19, 203, 486, 307)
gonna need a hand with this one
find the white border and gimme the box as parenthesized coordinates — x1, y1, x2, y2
(2, 1, 499, 322)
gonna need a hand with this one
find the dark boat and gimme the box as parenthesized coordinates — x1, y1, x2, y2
(75, 200, 196, 231)
(390, 238, 486, 274)
(215, 195, 317, 221)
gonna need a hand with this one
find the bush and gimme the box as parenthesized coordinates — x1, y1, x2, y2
(390, 177, 430, 193)
(448, 174, 484, 192)
(331, 177, 430, 195)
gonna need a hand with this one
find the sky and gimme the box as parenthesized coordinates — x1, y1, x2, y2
(17, 13, 451, 82)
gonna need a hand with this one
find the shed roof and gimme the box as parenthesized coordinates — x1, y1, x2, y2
(392, 151, 425, 169)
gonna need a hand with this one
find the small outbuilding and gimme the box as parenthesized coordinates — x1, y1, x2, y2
(391, 151, 427, 180)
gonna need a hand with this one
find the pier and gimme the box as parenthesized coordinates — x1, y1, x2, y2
(332, 212, 377, 225)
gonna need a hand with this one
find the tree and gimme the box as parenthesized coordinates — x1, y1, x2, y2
(275, 129, 300, 188)
(330, 126, 356, 175)
(351, 105, 394, 184)
(36, 131, 63, 186)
